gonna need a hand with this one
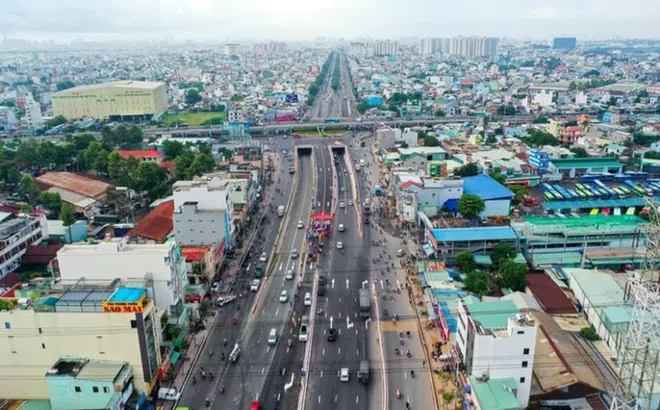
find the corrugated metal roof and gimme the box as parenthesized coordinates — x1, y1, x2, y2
(431, 226, 518, 242)
(463, 174, 514, 200)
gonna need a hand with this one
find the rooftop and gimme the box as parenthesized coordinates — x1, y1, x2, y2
(55, 80, 164, 94)
(463, 174, 514, 200)
(522, 214, 646, 228)
(464, 299, 518, 330)
(468, 376, 519, 410)
(118, 149, 164, 159)
(430, 226, 518, 243)
(106, 287, 146, 304)
(526, 272, 576, 314)
(58, 237, 174, 256)
(550, 157, 622, 170)
(0, 217, 35, 241)
(563, 268, 625, 307)
(49, 357, 127, 382)
(127, 200, 173, 241)
(36, 172, 109, 200)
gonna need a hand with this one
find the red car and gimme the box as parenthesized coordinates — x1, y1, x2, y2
(251, 401, 261, 410)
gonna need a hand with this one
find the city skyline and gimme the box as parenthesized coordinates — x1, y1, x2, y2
(2, 0, 660, 43)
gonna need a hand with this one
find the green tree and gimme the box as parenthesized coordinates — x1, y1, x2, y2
(456, 251, 476, 273)
(20, 203, 33, 214)
(0, 164, 21, 187)
(454, 162, 479, 177)
(162, 140, 186, 160)
(217, 148, 234, 162)
(509, 185, 530, 205)
(489, 171, 506, 184)
(495, 260, 528, 292)
(46, 115, 67, 128)
(56, 79, 76, 91)
(522, 130, 559, 147)
(107, 151, 138, 187)
(486, 134, 498, 144)
(18, 175, 40, 202)
(356, 102, 371, 114)
(533, 116, 549, 124)
(132, 162, 169, 200)
(491, 242, 516, 269)
(187, 153, 216, 177)
(71, 133, 96, 150)
(83, 141, 110, 174)
(434, 109, 446, 117)
(579, 326, 600, 341)
(172, 154, 194, 181)
(38, 191, 62, 211)
(457, 194, 485, 220)
(185, 89, 203, 105)
(423, 135, 440, 147)
(464, 269, 490, 296)
(60, 203, 76, 243)
(570, 147, 588, 158)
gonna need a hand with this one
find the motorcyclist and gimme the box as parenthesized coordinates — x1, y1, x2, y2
(410, 370, 415, 377)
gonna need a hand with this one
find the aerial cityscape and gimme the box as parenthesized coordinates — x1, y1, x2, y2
(2, 3, 660, 410)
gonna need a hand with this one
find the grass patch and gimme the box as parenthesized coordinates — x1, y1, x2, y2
(160, 111, 226, 127)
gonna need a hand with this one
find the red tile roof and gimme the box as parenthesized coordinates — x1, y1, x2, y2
(127, 200, 173, 241)
(24, 244, 63, 265)
(159, 161, 175, 171)
(117, 149, 164, 159)
(400, 180, 423, 190)
(526, 272, 576, 314)
(181, 247, 210, 262)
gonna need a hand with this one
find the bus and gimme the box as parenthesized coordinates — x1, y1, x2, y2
(583, 183, 604, 198)
(542, 183, 562, 200)
(626, 207, 636, 215)
(543, 192, 555, 201)
(571, 189, 587, 200)
(554, 185, 573, 200)
(626, 180, 647, 196)
(618, 185, 632, 195)
(590, 208, 600, 215)
(594, 180, 618, 198)
(611, 187, 626, 199)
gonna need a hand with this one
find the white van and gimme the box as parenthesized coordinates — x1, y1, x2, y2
(268, 328, 278, 345)
(229, 343, 241, 363)
(304, 292, 312, 306)
(158, 387, 181, 401)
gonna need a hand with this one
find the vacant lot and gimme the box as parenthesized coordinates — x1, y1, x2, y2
(160, 111, 226, 126)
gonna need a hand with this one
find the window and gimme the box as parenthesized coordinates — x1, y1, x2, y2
(38, 327, 42, 334)
(517, 330, 524, 335)
(4, 322, 9, 329)
(522, 361, 528, 368)
(523, 348, 530, 355)
(520, 377, 525, 383)
(42, 343, 46, 349)
(92, 386, 99, 393)
(103, 387, 110, 393)
(75, 386, 82, 393)
(131, 320, 137, 329)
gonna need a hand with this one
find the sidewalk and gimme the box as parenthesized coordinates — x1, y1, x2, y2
(161, 313, 215, 410)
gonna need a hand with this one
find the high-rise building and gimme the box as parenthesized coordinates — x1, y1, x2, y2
(25, 99, 43, 128)
(417, 36, 499, 57)
(553, 37, 577, 50)
(224, 43, 240, 56)
(368, 40, 399, 56)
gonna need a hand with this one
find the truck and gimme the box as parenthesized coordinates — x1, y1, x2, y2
(358, 360, 370, 385)
(277, 205, 285, 217)
(359, 288, 370, 318)
(374, 185, 383, 196)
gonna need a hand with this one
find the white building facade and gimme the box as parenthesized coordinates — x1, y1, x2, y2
(456, 302, 537, 409)
(0, 214, 49, 277)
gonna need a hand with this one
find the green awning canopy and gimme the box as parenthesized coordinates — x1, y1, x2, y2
(170, 350, 181, 365)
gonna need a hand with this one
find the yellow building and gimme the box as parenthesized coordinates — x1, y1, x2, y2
(52, 81, 168, 120)
(0, 287, 162, 399)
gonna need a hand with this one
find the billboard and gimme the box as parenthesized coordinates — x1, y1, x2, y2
(285, 93, 299, 103)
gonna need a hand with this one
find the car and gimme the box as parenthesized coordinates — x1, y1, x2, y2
(259, 252, 268, 263)
(211, 281, 221, 292)
(364, 218, 370, 225)
(341, 186, 346, 192)
(304, 292, 312, 306)
(216, 295, 237, 306)
(291, 249, 299, 259)
(279, 290, 289, 303)
(338, 224, 345, 232)
(336, 242, 343, 249)
(340, 367, 350, 382)
(250, 279, 261, 292)
(339, 202, 345, 208)
(327, 328, 337, 342)
(297, 220, 304, 229)
(286, 268, 295, 280)
(396, 249, 405, 257)
(348, 200, 354, 206)
(318, 276, 327, 286)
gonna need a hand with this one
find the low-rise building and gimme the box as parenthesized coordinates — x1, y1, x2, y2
(117, 148, 164, 164)
(456, 300, 537, 409)
(46, 357, 135, 410)
(0, 214, 49, 277)
(426, 226, 520, 259)
(0, 287, 161, 398)
(35, 172, 110, 217)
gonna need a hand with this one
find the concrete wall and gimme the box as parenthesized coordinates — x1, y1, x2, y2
(174, 203, 228, 247)
(482, 198, 511, 217)
(0, 305, 159, 398)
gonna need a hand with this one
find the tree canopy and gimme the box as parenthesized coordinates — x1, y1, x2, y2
(457, 194, 485, 220)
(456, 251, 476, 273)
(521, 130, 559, 147)
(495, 260, 528, 292)
(162, 140, 186, 160)
(490, 242, 516, 269)
(56, 79, 76, 91)
(465, 269, 491, 296)
(185, 89, 203, 105)
(570, 147, 588, 158)
(454, 162, 479, 177)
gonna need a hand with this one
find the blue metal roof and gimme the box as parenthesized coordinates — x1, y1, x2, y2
(463, 175, 514, 200)
(107, 287, 146, 303)
(431, 226, 518, 242)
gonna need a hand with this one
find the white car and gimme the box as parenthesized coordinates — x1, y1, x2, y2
(336, 242, 343, 250)
(348, 200, 353, 206)
(291, 249, 299, 259)
(338, 224, 345, 232)
(340, 367, 350, 382)
(250, 279, 261, 292)
(279, 290, 289, 303)
(339, 202, 345, 208)
(297, 220, 304, 229)
(259, 252, 268, 263)
(286, 268, 295, 280)
(304, 292, 312, 306)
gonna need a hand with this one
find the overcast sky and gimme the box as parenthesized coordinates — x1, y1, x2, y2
(2, 0, 660, 42)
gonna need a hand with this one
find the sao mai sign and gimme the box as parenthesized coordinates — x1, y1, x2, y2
(102, 301, 144, 313)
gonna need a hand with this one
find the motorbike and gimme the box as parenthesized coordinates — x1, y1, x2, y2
(205, 398, 211, 408)
(410, 370, 415, 378)
(208, 349, 213, 357)
(407, 331, 411, 338)
(406, 350, 411, 358)
(192, 376, 197, 385)
(394, 348, 400, 355)
(396, 389, 401, 399)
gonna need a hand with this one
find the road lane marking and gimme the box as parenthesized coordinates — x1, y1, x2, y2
(279, 263, 283, 271)
(284, 374, 295, 391)
(262, 367, 266, 375)
(338, 347, 341, 354)
(356, 396, 359, 404)
(365, 318, 371, 329)
(346, 316, 354, 330)
(267, 346, 270, 353)
(346, 279, 350, 289)
(318, 395, 321, 404)
(322, 348, 325, 356)
(335, 394, 338, 403)
(320, 370, 323, 378)
(275, 308, 279, 316)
